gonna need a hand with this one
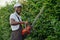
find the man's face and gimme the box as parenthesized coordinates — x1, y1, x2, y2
(15, 6, 22, 14)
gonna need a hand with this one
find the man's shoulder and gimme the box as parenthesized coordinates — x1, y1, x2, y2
(10, 13, 16, 19)
(10, 13, 15, 16)
(10, 13, 16, 17)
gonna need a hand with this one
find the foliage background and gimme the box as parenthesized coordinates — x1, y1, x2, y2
(0, 0, 60, 40)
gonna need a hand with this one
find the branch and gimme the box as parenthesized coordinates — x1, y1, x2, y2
(32, 5, 46, 27)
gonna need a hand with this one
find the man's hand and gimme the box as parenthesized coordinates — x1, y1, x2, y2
(25, 21, 28, 24)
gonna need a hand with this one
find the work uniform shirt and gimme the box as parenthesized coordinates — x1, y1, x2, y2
(10, 12, 22, 31)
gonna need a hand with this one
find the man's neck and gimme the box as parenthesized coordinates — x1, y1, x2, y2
(17, 13, 20, 15)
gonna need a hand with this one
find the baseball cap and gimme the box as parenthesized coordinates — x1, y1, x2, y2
(14, 3, 22, 8)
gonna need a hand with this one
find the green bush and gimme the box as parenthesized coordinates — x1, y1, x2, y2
(0, 0, 60, 40)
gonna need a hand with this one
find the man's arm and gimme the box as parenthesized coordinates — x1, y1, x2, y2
(10, 18, 28, 25)
(10, 18, 20, 25)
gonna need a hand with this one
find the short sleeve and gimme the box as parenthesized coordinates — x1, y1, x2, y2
(10, 14, 16, 20)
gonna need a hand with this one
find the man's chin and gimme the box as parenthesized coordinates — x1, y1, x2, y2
(17, 11, 20, 13)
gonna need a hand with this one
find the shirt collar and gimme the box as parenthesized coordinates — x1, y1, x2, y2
(14, 12, 20, 17)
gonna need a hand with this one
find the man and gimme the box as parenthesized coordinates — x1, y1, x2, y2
(10, 3, 27, 40)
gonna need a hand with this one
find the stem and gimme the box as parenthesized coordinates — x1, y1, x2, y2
(32, 5, 46, 27)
